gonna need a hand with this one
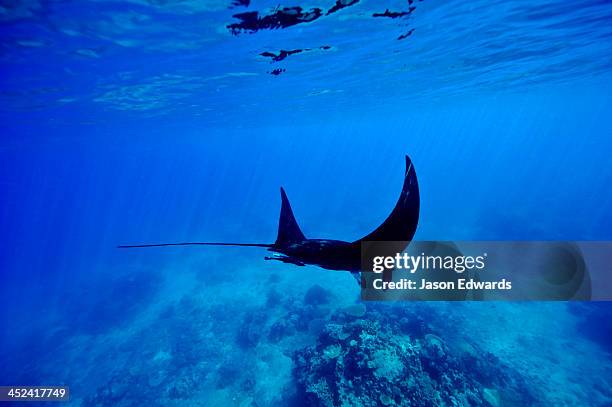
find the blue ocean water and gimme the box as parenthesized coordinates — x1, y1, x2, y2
(1, 0, 612, 405)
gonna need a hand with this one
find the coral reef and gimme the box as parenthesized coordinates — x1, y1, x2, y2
(237, 309, 268, 348)
(293, 305, 537, 406)
(304, 284, 334, 306)
(66, 281, 606, 407)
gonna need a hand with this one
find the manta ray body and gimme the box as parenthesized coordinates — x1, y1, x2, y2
(119, 156, 420, 277)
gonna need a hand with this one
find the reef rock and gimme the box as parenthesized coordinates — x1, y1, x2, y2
(293, 312, 537, 406)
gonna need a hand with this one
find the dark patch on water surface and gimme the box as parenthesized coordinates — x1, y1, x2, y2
(260, 46, 331, 62)
(326, 0, 359, 15)
(398, 28, 415, 40)
(227, 0, 364, 34)
(227, 7, 323, 34)
(260, 49, 304, 62)
(373, 8, 415, 18)
(229, 0, 250, 8)
(269, 68, 286, 75)
(227, 0, 421, 76)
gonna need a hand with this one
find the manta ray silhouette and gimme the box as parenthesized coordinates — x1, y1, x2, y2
(119, 156, 419, 279)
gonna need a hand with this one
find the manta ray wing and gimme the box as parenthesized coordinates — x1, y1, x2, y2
(275, 187, 306, 246)
(354, 155, 419, 243)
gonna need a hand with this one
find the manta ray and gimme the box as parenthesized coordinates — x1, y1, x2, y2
(119, 155, 419, 279)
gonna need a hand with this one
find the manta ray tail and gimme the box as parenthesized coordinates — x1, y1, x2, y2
(118, 187, 306, 249)
(117, 242, 272, 248)
(275, 187, 306, 245)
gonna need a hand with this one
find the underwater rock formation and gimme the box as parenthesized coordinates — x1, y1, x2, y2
(293, 306, 537, 406)
(84, 296, 224, 406)
(237, 309, 268, 348)
(569, 302, 612, 354)
(266, 287, 284, 307)
(304, 284, 334, 305)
